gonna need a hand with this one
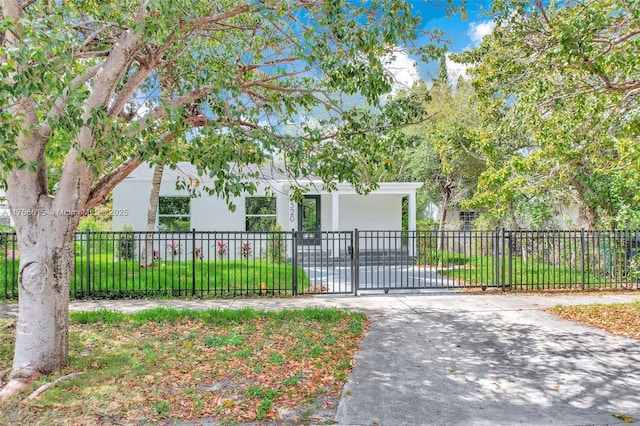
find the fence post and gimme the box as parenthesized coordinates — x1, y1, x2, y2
(500, 228, 506, 291)
(493, 227, 500, 289)
(353, 229, 359, 296)
(292, 229, 298, 296)
(192, 228, 197, 296)
(507, 229, 513, 290)
(580, 228, 586, 291)
(85, 229, 91, 297)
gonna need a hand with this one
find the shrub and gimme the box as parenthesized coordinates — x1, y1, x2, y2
(416, 218, 438, 265)
(117, 224, 136, 260)
(264, 224, 286, 264)
(240, 242, 252, 259)
(215, 241, 228, 259)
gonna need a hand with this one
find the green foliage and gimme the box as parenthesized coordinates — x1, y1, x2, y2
(415, 218, 439, 264)
(152, 401, 171, 418)
(116, 224, 136, 260)
(158, 197, 190, 231)
(0, 224, 14, 233)
(386, 71, 486, 228)
(63, 256, 309, 299)
(2, 0, 438, 205)
(264, 224, 287, 264)
(245, 197, 277, 232)
(455, 0, 640, 228)
(417, 217, 438, 232)
(77, 216, 108, 232)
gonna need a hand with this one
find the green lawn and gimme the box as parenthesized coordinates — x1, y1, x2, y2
(432, 252, 614, 290)
(1, 257, 309, 299)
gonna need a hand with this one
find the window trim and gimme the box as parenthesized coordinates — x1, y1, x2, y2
(157, 196, 191, 231)
(245, 196, 277, 232)
(459, 211, 478, 232)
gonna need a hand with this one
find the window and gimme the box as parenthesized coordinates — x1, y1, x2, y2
(158, 197, 190, 231)
(245, 197, 277, 231)
(459, 211, 478, 231)
(0, 204, 11, 226)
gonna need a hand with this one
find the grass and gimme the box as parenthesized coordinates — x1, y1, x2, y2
(426, 252, 616, 290)
(546, 301, 640, 341)
(1, 257, 309, 299)
(0, 307, 368, 424)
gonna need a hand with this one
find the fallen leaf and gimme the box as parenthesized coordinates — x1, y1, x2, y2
(613, 413, 633, 423)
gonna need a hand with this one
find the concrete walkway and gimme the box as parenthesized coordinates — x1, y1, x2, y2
(2, 292, 640, 425)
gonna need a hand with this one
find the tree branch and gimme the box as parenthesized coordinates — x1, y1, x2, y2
(107, 34, 179, 119)
(28, 372, 83, 400)
(21, 0, 37, 10)
(43, 64, 102, 132)
(85, 156, 143, 210)
(182, 4, 252, 30)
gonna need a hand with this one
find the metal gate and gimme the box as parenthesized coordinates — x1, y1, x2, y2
(294, 231, 355, 294)
(297, 229, 640, 295)
(295, 230, 499, 295)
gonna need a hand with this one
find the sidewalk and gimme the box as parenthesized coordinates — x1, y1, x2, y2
(2, 292, 640, 425)
(4, 290, 640, 318)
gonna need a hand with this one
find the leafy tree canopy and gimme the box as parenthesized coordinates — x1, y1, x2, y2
(1, 0, 433, 209)
(455, 0, 640, 228)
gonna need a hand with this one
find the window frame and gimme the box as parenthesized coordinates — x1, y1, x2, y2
(245, 196, 277, 232)
(157, 196, 191, 231)
(459, 211, 478, 232)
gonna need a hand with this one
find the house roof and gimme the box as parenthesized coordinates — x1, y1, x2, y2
(126, 162, 313, 182)
(125, 162, 422, 194)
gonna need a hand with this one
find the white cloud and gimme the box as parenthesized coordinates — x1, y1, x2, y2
(440, 20, 494, 83)
(382, 49, 420, 95)
(445, 54, 469, 83)
(467, 21, 495, 47)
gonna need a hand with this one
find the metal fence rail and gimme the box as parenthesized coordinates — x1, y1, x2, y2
(1, 229, 639, 299)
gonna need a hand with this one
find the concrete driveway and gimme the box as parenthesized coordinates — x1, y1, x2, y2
(2, 292, 640, 425)
(334, 294, 640, 426)
(301, 264, 457, 294)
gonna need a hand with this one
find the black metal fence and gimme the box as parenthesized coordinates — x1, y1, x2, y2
(1, 229, 639, 299)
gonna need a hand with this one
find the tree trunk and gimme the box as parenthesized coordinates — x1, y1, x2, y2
(141, 164, 164, 267)
(0, 201, 79, 401)
(437, 179, 453, 252)
(571, 177, 599, 229)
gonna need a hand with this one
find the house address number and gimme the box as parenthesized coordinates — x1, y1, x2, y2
(289, 202, 296, 224)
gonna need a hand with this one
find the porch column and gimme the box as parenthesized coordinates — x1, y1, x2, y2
(332, 192, 340, 231)
(408, 191, 417, 257)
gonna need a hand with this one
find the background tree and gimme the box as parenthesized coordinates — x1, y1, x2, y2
(455, 0, 640, 229)
(387, 62, 485, 232)
(0, 0, 431, 399)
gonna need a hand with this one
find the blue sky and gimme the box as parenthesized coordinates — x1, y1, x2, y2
(384, 0, 495, 90)
(412, 0, 495, 52)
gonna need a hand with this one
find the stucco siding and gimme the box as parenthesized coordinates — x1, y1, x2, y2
(113, 179, 286, 232)
(112, 181, 151, 230)
(339, 194, 402, 230)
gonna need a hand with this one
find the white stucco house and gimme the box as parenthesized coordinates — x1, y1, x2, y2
(111, 162, 422, 259)
(0, 190, 13, 228)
